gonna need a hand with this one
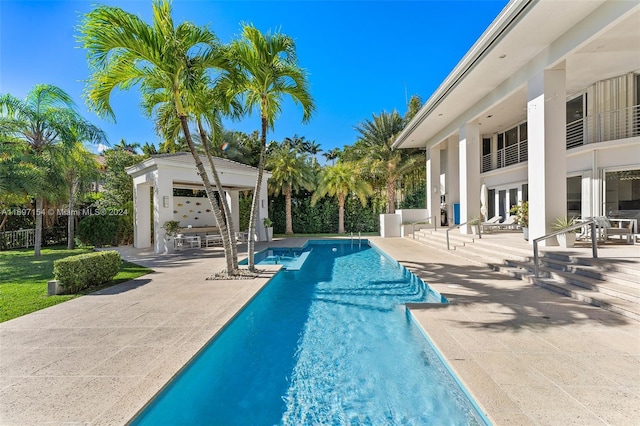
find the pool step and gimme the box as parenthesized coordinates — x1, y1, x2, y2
(407, 232, 640, 322)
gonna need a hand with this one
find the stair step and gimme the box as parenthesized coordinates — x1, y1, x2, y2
(406, 233, 640, 322)
(531, 277, 640, 322)
(541, 258, 640, 290)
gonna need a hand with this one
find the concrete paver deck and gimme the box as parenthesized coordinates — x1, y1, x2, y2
(373, 237, 640, 425)
(1, 237, 639, 425)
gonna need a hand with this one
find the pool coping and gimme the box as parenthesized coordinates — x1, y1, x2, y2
(1, 237, 638, 425)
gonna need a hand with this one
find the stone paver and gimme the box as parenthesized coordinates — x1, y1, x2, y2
(0, 244, 278, 425)
(373, 236, 640, 425)
(1, 237, 639, 425)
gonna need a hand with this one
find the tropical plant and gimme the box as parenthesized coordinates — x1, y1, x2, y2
(79, 0, 241, 275)
(312, 162, 372, 234)
(262, 217, 273, 227)
(266, 144, 314, 234)
(162, 220, 181, 237)
(552, 216, 578, 233)
(353, 110, 422, 214)
(322, 147, 341, 165)
(221, 23, 314, 270)
(510, 201, 529, 228)
(0, 84, 106, 256)
(58, 139, 100, 249)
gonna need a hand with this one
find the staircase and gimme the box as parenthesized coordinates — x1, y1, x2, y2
(410, 228, 640, 321)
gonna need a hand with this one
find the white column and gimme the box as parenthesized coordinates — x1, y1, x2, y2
(427, 146, 440, 224)
(446, 136, 460, 224)
(527, 67, 567, 245)
(154, 172, 174, 253)
(226, 191, 240, 233)
(257, 179, 269, 241)
(133, 183, 151, 249)
(459, 123, 481, 233)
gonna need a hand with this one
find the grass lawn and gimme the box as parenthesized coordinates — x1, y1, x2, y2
(0, 246, 152, 323)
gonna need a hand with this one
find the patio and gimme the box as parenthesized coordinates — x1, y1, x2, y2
(0, 237, 638, 424)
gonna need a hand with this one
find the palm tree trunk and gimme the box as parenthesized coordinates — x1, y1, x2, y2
(197, 120, 238, 270)
(34, 197, 43, 256)
(177, 115, 235, 275)
(386, 178, 395, 214)
(338, 193, 345, 234)
(247, 111, 268, 271)
(285, 186, 293, 234)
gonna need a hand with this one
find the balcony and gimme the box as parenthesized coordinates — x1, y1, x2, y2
(482, 104, 639, 173)
(567, 104, 640, 149)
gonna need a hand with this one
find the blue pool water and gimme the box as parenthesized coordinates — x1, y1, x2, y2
(240, 247, 311, 270)
(132, 241, 488, 425)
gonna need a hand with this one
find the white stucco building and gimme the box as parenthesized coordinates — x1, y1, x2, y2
(394, 0, 640, 245)
(126, 153, 270, 253)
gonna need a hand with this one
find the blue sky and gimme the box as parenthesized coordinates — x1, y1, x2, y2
(0, 0, 507, 154)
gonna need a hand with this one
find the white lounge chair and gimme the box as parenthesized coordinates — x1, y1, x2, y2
(480, 215, 502, 232)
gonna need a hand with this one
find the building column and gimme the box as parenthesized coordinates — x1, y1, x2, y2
(446, 136, 460, 224)
(527, 67, 567, 245)
(154, 171, 174, 253)
(426, 146, 441, 224)
(132, 182, 151, 249)
(459, 122, 481, 233)
(258, 179, 269, 241)
(226, 190, 241, 233)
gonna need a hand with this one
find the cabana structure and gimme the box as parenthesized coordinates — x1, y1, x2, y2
(126, 153, 270, 253)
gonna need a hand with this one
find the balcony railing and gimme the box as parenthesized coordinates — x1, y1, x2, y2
(482, 140, 528, 173)
(482, 104, 639, 173)
(567, 104, 640, 149)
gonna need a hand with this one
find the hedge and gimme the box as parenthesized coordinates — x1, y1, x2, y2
(53, 250, 121, 293)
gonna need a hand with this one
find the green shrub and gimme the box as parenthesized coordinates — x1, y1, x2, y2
(77, 214, 117, 247)
(53, 250, 121, 293)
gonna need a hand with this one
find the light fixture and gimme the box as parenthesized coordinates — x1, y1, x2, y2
(163, 196, 169, 208)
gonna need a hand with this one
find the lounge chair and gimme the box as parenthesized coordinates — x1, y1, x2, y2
(480, 215, 502, 232)
(497, 215, 519, 230)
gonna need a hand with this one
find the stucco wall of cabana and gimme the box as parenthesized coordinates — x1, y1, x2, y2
(126, 153, 270, 254)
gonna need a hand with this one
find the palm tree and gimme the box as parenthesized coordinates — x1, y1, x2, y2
(323, 147, 341, 165)
(266, 144, 314, 234)
(58, 139, 99, 249)
(79, 0, 241, 275)
(312, 162, 372, 234)
(305, 140, 322, 167)
(0, 84, 106, 256)
(222, 23, 314, 270)
(114, 139, 140, 154)
(354, 110, 422, 214)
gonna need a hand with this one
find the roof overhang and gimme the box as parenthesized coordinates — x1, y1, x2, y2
(394, 0, 640, 149)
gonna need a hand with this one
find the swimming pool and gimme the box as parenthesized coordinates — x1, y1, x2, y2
(132, 240, 489, 425)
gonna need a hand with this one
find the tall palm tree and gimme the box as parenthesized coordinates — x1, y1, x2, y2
(79, 0, 241, 275)
(0, 84, 106, 256)
(222, 23, 314, 270)
(323, 147, 341, 165)
(354, 110, 422, 214)
(305, 140, 322, 167)
(58, 139, 99, 249)
(312, 162, 372, 234)
(266, 145, 314, 234)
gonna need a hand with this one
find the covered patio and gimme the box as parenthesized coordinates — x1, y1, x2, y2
(126, 153, 270, 253)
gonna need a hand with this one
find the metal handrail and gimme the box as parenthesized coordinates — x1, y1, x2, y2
(446, 220, 481, 250)
(532, 218, 598, 278)
(411, 216, 437, 239)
